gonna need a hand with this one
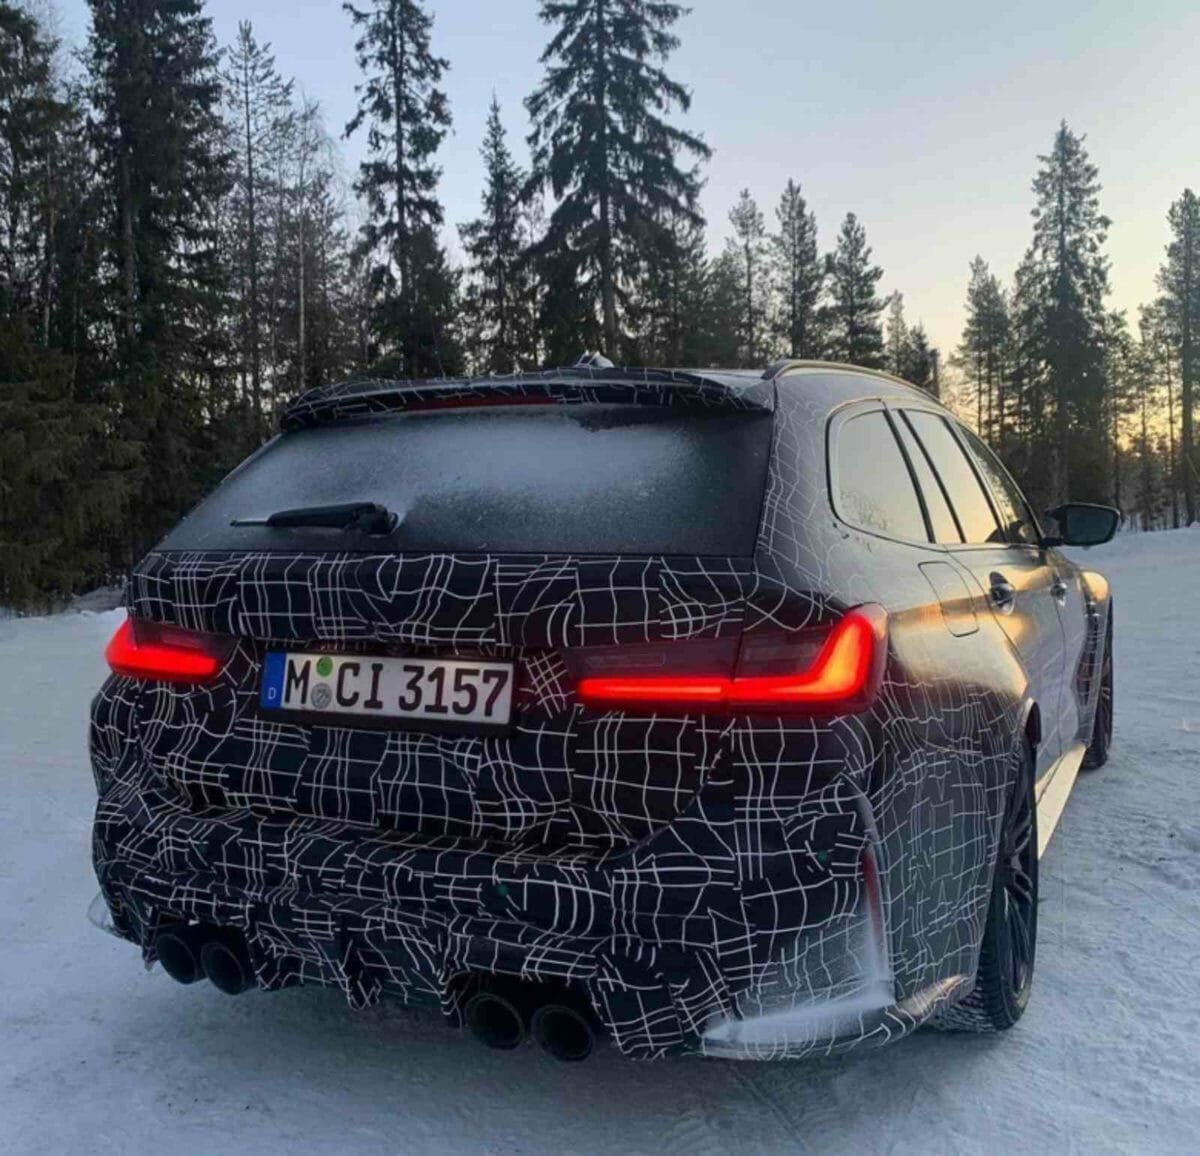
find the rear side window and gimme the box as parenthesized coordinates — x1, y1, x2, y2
(158, 403, 774, 556)
(833, 410, 928, 541)
(902, 410, 1002, 544)
(958, 427, 1040, 545)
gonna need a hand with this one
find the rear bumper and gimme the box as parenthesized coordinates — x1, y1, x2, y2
(92, 757, 941, 1060)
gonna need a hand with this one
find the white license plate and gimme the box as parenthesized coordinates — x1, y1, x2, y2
(259, 651, 514, 729)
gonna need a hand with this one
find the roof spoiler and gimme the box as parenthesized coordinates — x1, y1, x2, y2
(281, 367, 775, 431)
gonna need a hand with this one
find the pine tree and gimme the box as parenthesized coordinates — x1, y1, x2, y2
(955, 256, 1012, 444)
(88, 0, 234, 562)
(459, 98, 529, 374)
(344, 0, 457, 376)
(224, 21, 293, 427)
(700, 248, 739, 367)
(823, 212, 885, 368)
(1102, 310, 1138, 511)
(905, 323, 939, 395)
(1140, 299, 1182, 527)
(1157, 188, 1200, 524)
(885, 292, 909, 376)
(0, 1, 71, 332)
(635, 213, 710, 366)
(1016, 122, 1111, 504)
(769, 179, 823, 359)
(526, 0, 710, 357)
(0, 318, 112, 606)
(725, 188, 768, 365)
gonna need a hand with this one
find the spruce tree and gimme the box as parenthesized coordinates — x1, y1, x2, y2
(0, 319, 111, 606)
(885, 292, 909, 376)
(459, 98, 530, 374)
(635, 214, 710, 366)
(224, 21, 293, 425)
(526, 0, 710, 357)
(0, 1, 71, 332)
(770, 179, 823, 358)
(88, 0, 234, 562)
(344, 0, 457, 376)
(955, 256, 1012, 443)
(1157, 188, 1199, 524)
(1016, 122, 1111, 503)
(704, 248, 744, 367)
(726, 188, 767, 365)
(905, 323, 939, 396)
(823, 212, 885, 369)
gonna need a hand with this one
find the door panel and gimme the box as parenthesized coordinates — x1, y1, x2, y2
(1048, 552, 1094, 746)
(897, 407, 1066, 786)
(953, 545, 1066, 785)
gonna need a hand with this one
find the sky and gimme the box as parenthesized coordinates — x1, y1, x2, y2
(48, 0, 1200, 360)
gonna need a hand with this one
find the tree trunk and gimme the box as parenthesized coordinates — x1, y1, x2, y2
(389, 1, 408, 370)
(118, 145, 136, 349)
(242, 55, 262, 427)
(1181, 206, 1196, 525)
(595, 0, 616, 354)
(1165, 350, 1180, 528)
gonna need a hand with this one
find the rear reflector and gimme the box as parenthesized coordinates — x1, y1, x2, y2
(577, 606, 887, 714)
(105, 617, 232, 684)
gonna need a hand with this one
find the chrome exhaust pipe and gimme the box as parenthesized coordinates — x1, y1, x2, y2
(530, 1003, 596, 1062)
(464, 989, 527, 1050)
(154, 924, 212, 985)
(199, 930, 255, 996)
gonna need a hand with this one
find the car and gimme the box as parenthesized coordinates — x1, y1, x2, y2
(88, 359, 1118, 1062)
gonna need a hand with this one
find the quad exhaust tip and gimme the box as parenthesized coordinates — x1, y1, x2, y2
(463, 981, 599, 1061)
(154, 924, 255, 995)
(154, 924, 210, 985)
(464, 990, 527, 1050)
(531, 1004, 596, 1063)
(200, 932, 255, 996)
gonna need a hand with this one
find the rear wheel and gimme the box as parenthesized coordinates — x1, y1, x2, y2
(933, 739, 1038, 1032)
(1082, 616, 1113, 769)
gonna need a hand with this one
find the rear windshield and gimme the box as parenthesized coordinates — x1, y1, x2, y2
(159, 403, 774, 556)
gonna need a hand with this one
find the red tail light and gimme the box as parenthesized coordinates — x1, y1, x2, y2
(104, 617, 232, 684)
(576, 606, 887, 714)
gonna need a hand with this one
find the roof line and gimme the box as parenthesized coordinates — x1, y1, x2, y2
(762, 358, 925, 394)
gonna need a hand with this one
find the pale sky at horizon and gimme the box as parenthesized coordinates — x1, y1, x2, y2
(49, 0, 1200, 363)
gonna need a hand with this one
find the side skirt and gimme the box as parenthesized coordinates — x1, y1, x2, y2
(1034, 740, 1087, 858)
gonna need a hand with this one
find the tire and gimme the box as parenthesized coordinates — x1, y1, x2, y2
(932, 738, 1038, 1032)
(1082, 612, 1113, 770)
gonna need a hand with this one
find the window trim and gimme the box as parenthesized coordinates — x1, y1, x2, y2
(825, 399, 945, 549)
(893, 407, 965, 544)
(953, 422, 1045, 548)
(892, 403, 1020, 552)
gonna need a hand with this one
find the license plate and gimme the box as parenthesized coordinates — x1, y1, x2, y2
(259, 651, 515, 730)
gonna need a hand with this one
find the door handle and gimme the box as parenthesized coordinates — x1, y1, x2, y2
(988, 572, 1016, 615)
(1050, 577, 1068, 604)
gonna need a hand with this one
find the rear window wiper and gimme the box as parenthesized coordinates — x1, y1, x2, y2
(231, 502, 398, 535)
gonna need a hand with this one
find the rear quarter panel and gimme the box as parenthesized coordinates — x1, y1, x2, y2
(755, 375, 1028, 1004)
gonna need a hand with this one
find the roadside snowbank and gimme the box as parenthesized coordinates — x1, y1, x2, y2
(2, 531, 1198, 1154)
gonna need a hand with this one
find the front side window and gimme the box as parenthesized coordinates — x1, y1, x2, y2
(902, 410, 1002, 545)
(957, 427, 1041, 545)
(834, 410, 928, 541)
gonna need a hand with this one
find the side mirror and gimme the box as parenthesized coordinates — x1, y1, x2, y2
(1041, 502, 1121, 548)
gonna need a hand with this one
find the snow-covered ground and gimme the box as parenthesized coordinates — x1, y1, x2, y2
(2, 530, 1199, 1154)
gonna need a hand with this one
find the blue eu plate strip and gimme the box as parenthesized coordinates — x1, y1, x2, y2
(260, 652, 287, 709)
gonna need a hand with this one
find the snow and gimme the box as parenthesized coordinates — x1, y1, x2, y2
(2, 530, 1199, 1154)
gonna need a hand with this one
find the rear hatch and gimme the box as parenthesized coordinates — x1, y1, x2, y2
(126, 373, 779, 857)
